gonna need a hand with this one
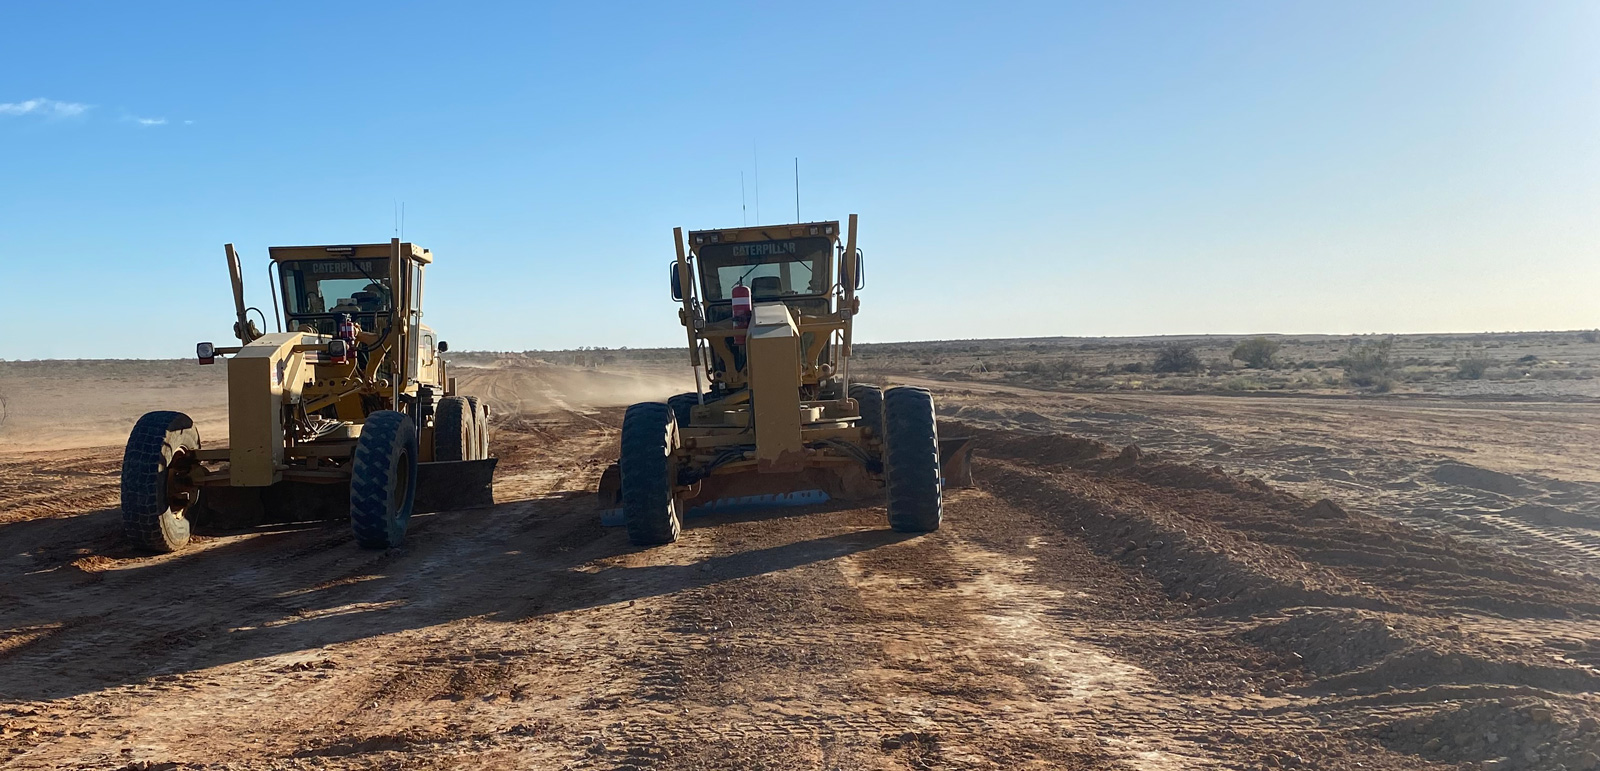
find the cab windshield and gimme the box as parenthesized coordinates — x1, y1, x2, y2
(279, 259, 393, 317)
(697, 237, 832, 301)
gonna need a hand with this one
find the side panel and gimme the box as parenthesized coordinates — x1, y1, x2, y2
(747, 303, 804, 472)
(228, 333, 315, 486)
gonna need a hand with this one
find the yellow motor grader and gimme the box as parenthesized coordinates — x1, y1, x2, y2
(120, 240, 494, 552)
(600, 215, 964, 545)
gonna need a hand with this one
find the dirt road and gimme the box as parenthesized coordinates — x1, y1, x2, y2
(2, 369, 1599, 769)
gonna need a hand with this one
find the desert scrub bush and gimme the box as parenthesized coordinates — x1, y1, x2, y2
(1152, 343, 1203, 373)
(1231, 336, 1280, 368)
(1341, 337, 1397, 389)
(1020, 357, 1081, 379)
(1455, 353, 1494, 380)
(1581, 330, 1600, 344)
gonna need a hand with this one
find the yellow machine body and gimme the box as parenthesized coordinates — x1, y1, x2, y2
(599, 214, 969, 540)
(188, 240, 492, 522)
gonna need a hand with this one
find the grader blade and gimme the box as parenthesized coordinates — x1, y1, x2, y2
(195, 459, 497, 530)
(415, 458, 498, 512)
(940, 437, 975, 488)
(599, 461, 876, 527)
(195, 483, 349, 529)
(597, 462, 622, 510)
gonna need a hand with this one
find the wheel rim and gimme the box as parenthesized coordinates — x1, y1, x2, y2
(391, 451, 411, 517)
(165, 446, 199, 518)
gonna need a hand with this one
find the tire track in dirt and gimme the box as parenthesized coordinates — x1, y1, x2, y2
(5, 379, 1600, 769)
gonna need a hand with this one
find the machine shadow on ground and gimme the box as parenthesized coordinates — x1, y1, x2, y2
(0, 493, 913, 702)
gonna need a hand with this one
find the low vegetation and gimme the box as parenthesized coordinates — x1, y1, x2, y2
(436, 330, 1600, 399)
(1341, 337, 1397, 391)
(1153, 344, 1203, 373)
(1455, 352, 1495, 380)
(1230, 337, 1280, 369)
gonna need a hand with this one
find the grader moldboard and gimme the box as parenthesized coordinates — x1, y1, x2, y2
(120, 240, 496, 553)
(599, 215, 972, 545)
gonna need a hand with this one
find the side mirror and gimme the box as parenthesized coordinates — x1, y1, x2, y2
(842, 249, 866, 291)
(670, 261, 684, 301)
(437, 340, 449, 352)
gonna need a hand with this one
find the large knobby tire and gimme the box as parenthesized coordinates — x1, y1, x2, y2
(433, 396, 472, 462)
(665, 392, 699, 429)
(350, 410, 420, 549)
(620, 402, 680, 545)
(120, 411, 201, 552)
(850, 383, 884, 440)
(883, 387, 942, 532)
(465, 396, 489, 460)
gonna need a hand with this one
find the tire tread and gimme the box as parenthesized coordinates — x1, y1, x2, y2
(883, 387, 942, 532)
(434, 396, 471, 462)
(620, 402, 679, 545)
(120, 411, 196, 552)
(350, 410, 418, 549)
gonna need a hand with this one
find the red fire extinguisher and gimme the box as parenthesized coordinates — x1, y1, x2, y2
(731, 280, 752, 327)
(331, 314, 357, 364)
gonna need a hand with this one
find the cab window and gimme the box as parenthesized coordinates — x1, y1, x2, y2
(697, 237, 832, 302)
(280, 259, 393, 318)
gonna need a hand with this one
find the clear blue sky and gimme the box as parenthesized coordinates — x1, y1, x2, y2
(2, 1, 1596, 359)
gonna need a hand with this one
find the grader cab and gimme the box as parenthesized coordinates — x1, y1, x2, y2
(119, 240, 495, 553)
(601, 215, 964, 545)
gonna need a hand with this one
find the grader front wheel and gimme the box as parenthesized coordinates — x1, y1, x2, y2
(620, 402, 681, 546)
(883, 387, 942, 533)
(350, 410, 420, 549)
(120, 411, 202, 552)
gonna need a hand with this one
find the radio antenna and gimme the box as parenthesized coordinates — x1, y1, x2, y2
(741, 171, 747, 226)
(393, 200, 399, 236)
(794, 157, 800, 223)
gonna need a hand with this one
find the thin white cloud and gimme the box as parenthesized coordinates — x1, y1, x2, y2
(0, 98, 91, 118)
(131, 117, 167, 126)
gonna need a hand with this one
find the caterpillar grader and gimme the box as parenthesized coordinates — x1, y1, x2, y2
(120, 239, 495, 553)
(600, 215, 966, 545)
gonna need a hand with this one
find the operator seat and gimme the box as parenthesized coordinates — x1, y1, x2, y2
(751, 275, 783, 299)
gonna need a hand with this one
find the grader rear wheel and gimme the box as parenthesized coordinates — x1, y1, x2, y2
(465, 396, 489, 459)
(665, 392, 699, 429)
(850, 383, 884, 439)
(433, 396, 473, 462)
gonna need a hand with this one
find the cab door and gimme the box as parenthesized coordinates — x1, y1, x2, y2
(405, 261, 424, 384)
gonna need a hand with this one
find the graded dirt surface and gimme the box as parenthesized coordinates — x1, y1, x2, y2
(920, 379, 1600, 577)
(3, 360, 1600, 770)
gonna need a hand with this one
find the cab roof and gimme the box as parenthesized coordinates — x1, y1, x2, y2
(686, 221, 840, 249)
(268, 242, 433, 265)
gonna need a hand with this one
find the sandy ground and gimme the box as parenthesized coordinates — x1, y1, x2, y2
(916, 379, 1600, 578)
(2, 360, 1599, 770)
